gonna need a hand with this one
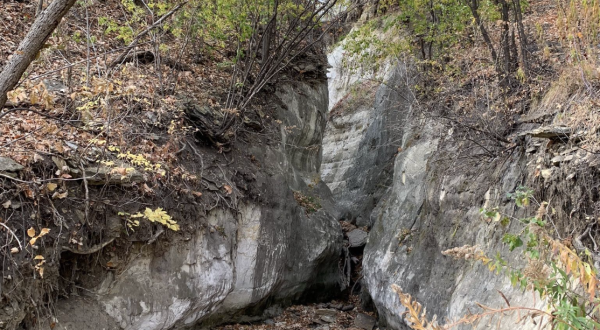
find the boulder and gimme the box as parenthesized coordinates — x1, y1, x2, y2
(347, 229, 368, 247)
(0, 156, 23, 172)
(354, 313, 376, 330)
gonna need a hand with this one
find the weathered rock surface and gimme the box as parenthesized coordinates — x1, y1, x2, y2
(54, 80, 342, 330)
(347, 229, 368, 247)
(321, 44, 407, 227)
(0, 156, 23, 172)
(324, 42, 548, 330)
(354, 313, 376, 330)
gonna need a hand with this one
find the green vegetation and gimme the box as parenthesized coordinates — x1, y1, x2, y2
(395, 188, 600, 329)
(293, 191, 322, 214)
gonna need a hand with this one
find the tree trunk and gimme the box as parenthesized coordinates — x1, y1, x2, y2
(466, 0, 499, 72)
(512, 0, 529, 77)
(0, 0, 77, 110)
(494, 0, 512, 76)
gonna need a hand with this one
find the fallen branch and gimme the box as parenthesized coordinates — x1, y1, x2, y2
(62, 237, 115, 255)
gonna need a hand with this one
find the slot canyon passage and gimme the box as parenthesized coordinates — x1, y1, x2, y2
(2, 0, 600, 329)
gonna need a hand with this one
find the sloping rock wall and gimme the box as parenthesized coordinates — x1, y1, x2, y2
(55, 81, 342, 330)
(321, 42, 549, 329)
(321, 45, 409, 227)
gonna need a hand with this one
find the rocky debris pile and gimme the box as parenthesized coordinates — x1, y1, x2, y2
(216, 298, 379, 330)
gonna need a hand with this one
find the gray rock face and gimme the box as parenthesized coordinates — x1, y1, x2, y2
(325, 43, 545, 329)
(347, 229, 368, 247)
(354, 313, 376, 330)
(321, 45, 411, 227)
(55, 80, 342, 330)
(0, 156, 23, 172)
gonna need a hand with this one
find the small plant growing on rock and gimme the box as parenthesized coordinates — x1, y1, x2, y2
(293, 191, 321, 214)
(394, 188, 600, 330)
(119, 208, 179, 231)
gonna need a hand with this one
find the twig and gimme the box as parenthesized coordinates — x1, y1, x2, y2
(350, 274, 363, 295)
(80, 160, 90, 225)
(0, 222, 23, 251)
(108, 2, 188, 69)
(19, 41, 152, 83)
(187, 141, 204, 179)
(147, 226, 164, 245)
(62, 237, 115, 254)
(174, 141, 187, 155)
(0, 173, 32, 184)
(0, 107, 79, 128)
(0, 172, 88, 184)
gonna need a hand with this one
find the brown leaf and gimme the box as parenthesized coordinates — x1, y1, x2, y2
(10, 247, 19, 254)
(223, 185, 233, 195)
(52, 191, 68, 199)
(38, 266, 44, 278)
(24, 188, 35, 199)
(2, 201, 11, 209)
(111, 167, 128, 176)
(192, 191, 203, 197)
(141, 183, 154, 195)
(54, 142, 64, 153)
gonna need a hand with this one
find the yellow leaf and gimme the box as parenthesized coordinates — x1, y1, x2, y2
(27, 227, 36, 238)
(10, 247, 19, 254)
(30, 237, 38, 245)
(38, 266, 44, 278)
(46, 183, 57, 192)
(2, 201, 11, 209)
(34, 255, 45, 260)
(39, 228, 50, 236)
(30, 92, 39, 105)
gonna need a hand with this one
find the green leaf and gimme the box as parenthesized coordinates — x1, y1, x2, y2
(502, 234, 523, 251)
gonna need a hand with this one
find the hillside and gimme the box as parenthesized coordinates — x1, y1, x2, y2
(1, 0, 600, 329)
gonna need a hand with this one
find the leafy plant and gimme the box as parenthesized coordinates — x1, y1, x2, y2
(293, 191, 321, 214)
(506, 185, 533, 207)
(120, 207, 179, 231)
(396, 188, 600, 329)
